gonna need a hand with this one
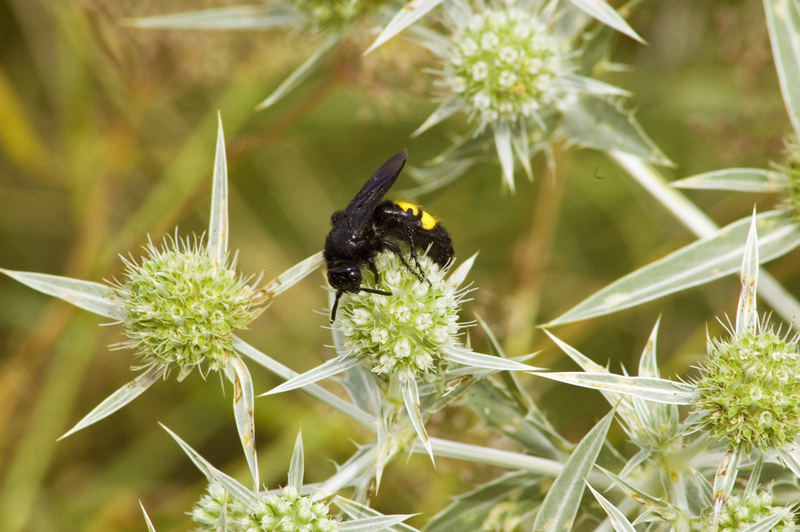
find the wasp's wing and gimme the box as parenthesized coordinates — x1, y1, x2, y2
(343, 149, 407, 229)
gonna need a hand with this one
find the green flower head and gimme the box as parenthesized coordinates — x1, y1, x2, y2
(193, 482, 339, 532)
(117, 234, 264, 380)
(693, 326, 800, 453)
(445, 6, 563, 128)
(713, 491, 797, 532)
(337, 250, 466, 383)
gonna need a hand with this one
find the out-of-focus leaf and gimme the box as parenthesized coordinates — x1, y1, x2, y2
(561, 74, 631, 97)
(535, 372, 696, 404)
(0, 66, 48, 172)
(548, 210, 800, 325)
(129, 5, 299, 30)
(764, 0, 800, 136)
(561, 98, 671, 166)
(426, 471, 544, 532)
(255, 32, 342, 110)
(567, 0, 645, 43)
(532, 409, 614, 532)
(672, 168, 789, 193)
(365, 0, 445, 54)
(411, 99, 461, 137)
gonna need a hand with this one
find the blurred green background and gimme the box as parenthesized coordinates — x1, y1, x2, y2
(1, 0, 798, 530)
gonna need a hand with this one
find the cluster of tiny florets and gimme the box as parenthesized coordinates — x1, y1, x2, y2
(294, 0, 382, 30)
(444, 6, 562, 126)
(713, 491, 797, 531)
(693, 329, 800, 452)
(193, 482, 339, 532)
(337, 251, 464, 382)
(118, 236, 263, 379)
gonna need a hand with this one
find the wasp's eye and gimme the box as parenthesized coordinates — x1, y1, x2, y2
(328, 267, 362, 290)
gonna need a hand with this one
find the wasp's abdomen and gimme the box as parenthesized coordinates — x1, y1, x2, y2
(373, 200, 454, 267)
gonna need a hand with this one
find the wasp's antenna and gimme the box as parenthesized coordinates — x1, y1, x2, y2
(359, 288, 392, 296)
(330, 290, 344, 323)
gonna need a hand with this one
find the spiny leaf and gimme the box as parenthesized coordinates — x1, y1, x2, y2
(59, 365, 161, 440)
(532, 409, 615, 531)
(672, 168, 789, 193)
(548, 210, 800, 325)
(1, 269, 125, 319)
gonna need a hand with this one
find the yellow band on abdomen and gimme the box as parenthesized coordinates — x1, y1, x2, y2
(395, 200, 437, 230)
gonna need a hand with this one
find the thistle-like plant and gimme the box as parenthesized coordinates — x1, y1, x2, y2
(538, 214, 800, 529)
(130, 0, 391, 110)
(263, 249, 540, 478)
(0, 117, 324, 489)
(141, 426, 416, 531)
(549, 0, 800, 329)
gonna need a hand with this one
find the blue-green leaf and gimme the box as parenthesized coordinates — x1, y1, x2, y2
(532, 410, 615, 531)
(548, 210, 800, 325)
(426, 471, 544, 532)
(567, 0, 645, 43)
(764, 0, 800, 136)
(672, 168, 789, 193)
(561, 98, 671, 166)
(1, 269, 125, 319)
(129, 5, 299, 30)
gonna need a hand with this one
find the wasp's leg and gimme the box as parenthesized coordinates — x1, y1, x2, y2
(367, 256, 382, 286)
(401, 224, 432, 287)
(381, 240, 424, 282)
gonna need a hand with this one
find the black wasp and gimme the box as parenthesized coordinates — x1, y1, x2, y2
(324, 149, 454, 321)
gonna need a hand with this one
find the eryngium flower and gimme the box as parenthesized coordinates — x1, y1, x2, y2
(118, 235, 264, 380)
(193, 482, 338, 532)
(445, 7, 561, 126)
(712, 491, 797, 532)
(338, 250, 464, 382)
(693, 328, 800, 452)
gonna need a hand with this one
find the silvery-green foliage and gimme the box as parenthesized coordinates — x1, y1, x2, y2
(551, 0, 800, 328)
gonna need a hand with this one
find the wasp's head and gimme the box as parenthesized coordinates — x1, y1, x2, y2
(327, 265, 362, 292)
